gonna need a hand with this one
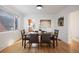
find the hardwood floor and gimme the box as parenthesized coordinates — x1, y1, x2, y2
(70, 40, 79, 53)
(1, 39, 79, 53)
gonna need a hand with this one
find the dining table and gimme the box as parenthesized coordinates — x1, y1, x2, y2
(24, 31, 55, 48)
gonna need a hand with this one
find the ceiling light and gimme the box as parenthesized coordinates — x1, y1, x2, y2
(36, 5, 42, 10)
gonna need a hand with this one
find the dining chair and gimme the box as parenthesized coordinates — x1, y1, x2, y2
(53, 29, 59, 46)
(41, 33, 51, 47)
(29, 34, 39, 48)
(21, 29, 25, 46)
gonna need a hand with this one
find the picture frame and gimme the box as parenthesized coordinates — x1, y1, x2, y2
(40, 20, 51, 28)
(58, 17, 64, 26)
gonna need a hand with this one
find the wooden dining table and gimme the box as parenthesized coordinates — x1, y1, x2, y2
(24, 32, 55, 48)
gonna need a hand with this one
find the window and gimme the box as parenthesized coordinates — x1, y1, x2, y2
(0, 9, 18, 32)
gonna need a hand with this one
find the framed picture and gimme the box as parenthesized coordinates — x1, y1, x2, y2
(58, 17, 64, 26)
(40, 20, 51, 28)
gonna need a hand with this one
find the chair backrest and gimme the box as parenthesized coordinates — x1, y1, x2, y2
(41, 33, 51, 43)
(23, 29, 25, 34)
(41, 31, 47, 33)
(21, 29, 25, 40)
(54, 29, 59, 39)
(29, 34, 39, 43)
(34, 31, 38, 33)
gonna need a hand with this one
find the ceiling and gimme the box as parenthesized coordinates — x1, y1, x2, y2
(1, 5, 67, 16)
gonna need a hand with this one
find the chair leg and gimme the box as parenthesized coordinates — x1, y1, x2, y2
(37, 43, 39, 49)
(29, 43, 30, 48)
(56, 39, 58, 46)
(29, 43, 32, 48)
(48, 43, 51, 47)
(24, 40, 26, 48)
(38, 42, 40, 48)
(22, 40, 23, 46)
(53, 39, 55, 48)
(40, 43, 42, 47)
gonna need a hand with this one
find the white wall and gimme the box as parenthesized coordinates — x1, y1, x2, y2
(55, 6, 79, 43)
(24, 14, 56, 32)
(69, 11, 79, 42)
(0, 30, 21, 51)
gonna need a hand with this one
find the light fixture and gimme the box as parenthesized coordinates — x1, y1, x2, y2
(36, 5, 42, 10)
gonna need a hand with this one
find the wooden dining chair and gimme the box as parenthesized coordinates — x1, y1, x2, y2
(41, 33, 51, 47)
(29, 34, 39, 48)
(21, 29, 25, 46)
(53, 29, 59, 46)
